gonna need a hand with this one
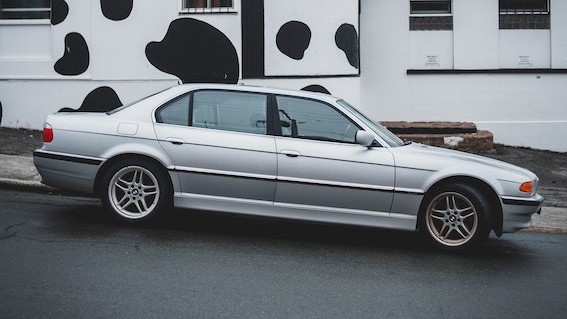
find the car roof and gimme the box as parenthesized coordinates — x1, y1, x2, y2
(167, 83, 341, 104)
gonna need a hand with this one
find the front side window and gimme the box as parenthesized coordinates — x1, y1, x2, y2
(182, 0, 235, 13)
(0, 0, 50, 20)
(276, 96, 358, 144)
(192, 90, 267, 135)
(499, 0, 550, 29)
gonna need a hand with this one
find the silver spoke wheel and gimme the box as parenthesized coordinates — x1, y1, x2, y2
(108, 166, 160, 219)
(425, 192, 478, 247)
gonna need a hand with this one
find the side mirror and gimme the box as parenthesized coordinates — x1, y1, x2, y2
(355, 130, 375, 148)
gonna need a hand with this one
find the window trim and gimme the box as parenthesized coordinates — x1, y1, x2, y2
(179, 0, 239, 14)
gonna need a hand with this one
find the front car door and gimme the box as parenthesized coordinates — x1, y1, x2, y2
(273, 95, 396, 217)
(153, 89, 277, 204)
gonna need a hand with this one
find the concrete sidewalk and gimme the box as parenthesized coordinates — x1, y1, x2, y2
(0, 153, 565, 233)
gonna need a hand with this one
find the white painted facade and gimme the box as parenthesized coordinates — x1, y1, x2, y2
(0, 0, 566, 152)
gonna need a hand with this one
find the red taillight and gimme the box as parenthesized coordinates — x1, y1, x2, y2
(43, 123, 53, 143)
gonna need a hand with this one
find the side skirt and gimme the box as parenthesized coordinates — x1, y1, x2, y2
(174, 193, 417, 231)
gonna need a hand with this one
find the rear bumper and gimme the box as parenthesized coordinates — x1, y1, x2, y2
(33, 150, 103, 194)
(500, 194, 544, 233)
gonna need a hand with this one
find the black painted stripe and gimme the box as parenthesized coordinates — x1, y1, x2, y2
(171, 167, 424, 195)
(502, 198, 543, 207)
(33, 151, 103, 166)
(407, 69, 567, 75)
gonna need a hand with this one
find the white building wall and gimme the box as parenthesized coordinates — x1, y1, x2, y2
(551, 0, 567, 68)
(360, 0, 567, 152)
(1, 0, 566, 152)
(453, 0, 499, 69)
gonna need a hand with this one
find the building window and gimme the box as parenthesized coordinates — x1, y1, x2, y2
(181, 0, 236, 13)
(499, 0, 550, 29)
(0, 0, 50, 20)
(410, 1, 453, 31)
(410, 0, 451, 14)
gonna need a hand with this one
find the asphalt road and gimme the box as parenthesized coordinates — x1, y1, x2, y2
(1, 190, 566, 319)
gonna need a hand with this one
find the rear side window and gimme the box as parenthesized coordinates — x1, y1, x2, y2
(155, 94, 190, 126)
(192, 90, 268, 135)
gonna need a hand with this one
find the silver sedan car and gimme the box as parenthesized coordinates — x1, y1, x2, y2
(34, 84, 543, 250)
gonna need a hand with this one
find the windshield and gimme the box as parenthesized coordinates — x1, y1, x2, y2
(337, 100, 405, 147)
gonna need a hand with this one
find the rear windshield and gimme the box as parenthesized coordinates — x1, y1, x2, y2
(106, 87, 173, 115)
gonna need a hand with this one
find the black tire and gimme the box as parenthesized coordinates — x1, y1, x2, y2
(100, 158, 171, 223)
(420, 183, 491, 251)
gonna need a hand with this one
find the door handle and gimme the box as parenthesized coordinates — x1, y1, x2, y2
(166, 137, 184, 145)
(281, 150, 300, 158)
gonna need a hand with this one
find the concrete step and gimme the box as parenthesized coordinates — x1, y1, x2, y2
(381, 121, 495, 154)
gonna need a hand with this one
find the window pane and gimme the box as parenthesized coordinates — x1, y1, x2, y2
(184, 0, 233, 9)
(499, 0, 549, 14)
(0, 0, 51, 19)
(192, 91, 267, 135)
(276, 96, 358, 144)
(156, 95, 190, 126)
(212, 0, 233, 8)
(410, 1, 452, 14)
(185, 0, 207, 9)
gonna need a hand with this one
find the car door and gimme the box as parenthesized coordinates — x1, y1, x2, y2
(153, 89, 277, 202)
(274, 95, 395, 214)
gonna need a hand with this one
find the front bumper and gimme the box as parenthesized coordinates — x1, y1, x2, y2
(500, 194, 544, 233)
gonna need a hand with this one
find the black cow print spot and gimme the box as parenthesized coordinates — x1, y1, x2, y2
(146, 18, 239, 84)
(100, 0, 133, 21)
(276, 21, 311, 60)
(59, 87, 123, 113)
(301, 85, 331, 95)
(51, 0, 69, 25)
(54, 32, 90, 76)
(0, 101, 3, 125)
(335, 23, 359, 69)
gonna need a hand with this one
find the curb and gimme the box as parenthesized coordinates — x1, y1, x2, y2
(0, 177, 89, 197)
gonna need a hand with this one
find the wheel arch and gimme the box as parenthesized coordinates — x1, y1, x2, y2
(94, 153, 175, 200)
(417, 176, 503, 236)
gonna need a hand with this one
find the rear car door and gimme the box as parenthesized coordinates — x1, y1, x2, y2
(153, 89, 277, 202)
(274, 95, 395, 214)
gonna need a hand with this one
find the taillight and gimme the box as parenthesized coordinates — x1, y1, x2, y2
(43, 123, 53, 143)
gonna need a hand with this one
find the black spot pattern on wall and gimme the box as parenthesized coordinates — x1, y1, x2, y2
(54, 32, 90, 76)
(51, 0, 69, 25)
(276, 21, 311, 60)
(146, 18, 239, 84)
(100, 0, 133, 21)
(301, 85, 331, 95)
(59, 87, 123, 113)
(335, 23, 359, 69)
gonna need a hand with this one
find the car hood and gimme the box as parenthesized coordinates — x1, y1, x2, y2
(390, 143, 538, 182)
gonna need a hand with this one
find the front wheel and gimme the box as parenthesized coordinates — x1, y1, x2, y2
(422, 183, 491, 250)
(101, 159, 171, 223)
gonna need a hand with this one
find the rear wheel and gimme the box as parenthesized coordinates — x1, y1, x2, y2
(422, 183, 491, 250)
(101, 158, 171, 223)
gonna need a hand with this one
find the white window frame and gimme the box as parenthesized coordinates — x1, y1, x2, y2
(180, 0, 239, 14)
(0, 0, 51, 24)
